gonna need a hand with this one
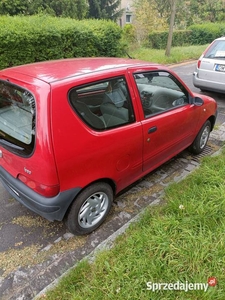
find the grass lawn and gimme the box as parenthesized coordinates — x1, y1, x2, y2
(128, 44, 208, 64)
(41, 150, 225, 299)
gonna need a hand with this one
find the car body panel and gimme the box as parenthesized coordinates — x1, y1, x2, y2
(51, 82, 144, 194)
(0, 58, 217, 222)
(0, 73, 59, 186)
(141, 104, 200, 172)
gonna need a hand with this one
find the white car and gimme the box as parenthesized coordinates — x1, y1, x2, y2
(193, 36, 225, 94)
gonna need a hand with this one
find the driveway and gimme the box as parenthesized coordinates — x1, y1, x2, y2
(0, 61, 225, 300)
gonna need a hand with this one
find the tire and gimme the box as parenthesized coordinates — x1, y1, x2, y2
(189, 120, 211, 154)
(65, 182, 113, 235)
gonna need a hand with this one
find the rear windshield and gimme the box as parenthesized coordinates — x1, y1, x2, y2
(0, 80, 35, 156)
(205, 40, 225, 59)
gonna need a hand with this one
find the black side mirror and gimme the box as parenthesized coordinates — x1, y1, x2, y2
(192, 96, 204, 106)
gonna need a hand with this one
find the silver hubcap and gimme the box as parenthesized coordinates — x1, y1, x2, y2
(200, 126, 210, 149)
(78, 192, 109, 229)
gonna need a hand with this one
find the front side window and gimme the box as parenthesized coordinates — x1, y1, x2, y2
(69, 77, 135, 130)
(134, 71, 189, 118)
(0, 81, 35, 155)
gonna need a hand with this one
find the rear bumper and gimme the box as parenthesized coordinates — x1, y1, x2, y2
(193, 71, 225, 94)
(0, 166, 81, 221)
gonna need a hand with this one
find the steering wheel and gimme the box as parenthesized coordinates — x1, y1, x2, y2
(140, 90, 153, 108)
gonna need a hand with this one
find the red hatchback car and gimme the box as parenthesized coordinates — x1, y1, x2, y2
(0, 58, 217, 234)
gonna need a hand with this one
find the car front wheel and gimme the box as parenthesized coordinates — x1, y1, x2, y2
(189, 120, 211, 154)
(65, 182, 113, 235)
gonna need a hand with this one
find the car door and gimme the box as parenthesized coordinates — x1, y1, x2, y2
(131, 70, 201, 173)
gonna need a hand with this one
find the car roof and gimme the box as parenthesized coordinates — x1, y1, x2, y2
(215, 36, 225, 41)
(1, 57, 159, 84)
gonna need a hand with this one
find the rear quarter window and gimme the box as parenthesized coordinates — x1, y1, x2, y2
(68, 77, 135, 130)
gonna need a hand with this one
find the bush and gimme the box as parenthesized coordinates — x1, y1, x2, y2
(0, 15, 124, 69)
(147, 23, 225, 49)
(86, 19, 123, 57)
(122, 24, 136, 44)
(188, 23, 225, 45)
(148, 30, 192, 49)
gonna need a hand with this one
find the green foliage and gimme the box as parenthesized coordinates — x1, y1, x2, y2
(0, 15, 124, 69)
(83, 19, 123, 56)
(122, 24, 136, 44)
(43, 0, 88, 19)
(129, 45, 207, 64)
(0, 0, 29, 15)
(148, 30, 193, 49)
(148, 31, 167, 49)
(130, 0, 225, 48)
(148, 23, 225, 49)
(44, 149, 225, 299)
(152, 0, 225, 27)
(87, 0, 124, 21)
(189, 0, 225, 24)
(0, 0, 88, 19)
(189, 23, 225, 45)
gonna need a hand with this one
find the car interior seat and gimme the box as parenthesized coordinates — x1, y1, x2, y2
(100, 81, 129, 125)
(70, 90, 105, 129)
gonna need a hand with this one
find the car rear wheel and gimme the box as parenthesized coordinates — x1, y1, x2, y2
(189, 120, 211, 154)
(65, 182, 113, 235)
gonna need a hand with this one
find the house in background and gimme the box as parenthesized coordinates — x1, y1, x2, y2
(118, 0, 134, 27)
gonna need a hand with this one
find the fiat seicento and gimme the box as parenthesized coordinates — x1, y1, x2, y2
(0, 58, 217, 234)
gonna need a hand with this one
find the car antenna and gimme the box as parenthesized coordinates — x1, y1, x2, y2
(125, 51, 134, 59)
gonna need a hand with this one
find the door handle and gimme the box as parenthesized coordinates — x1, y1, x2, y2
(148, 126, 157, 134)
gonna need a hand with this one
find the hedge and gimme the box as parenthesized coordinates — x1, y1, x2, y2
(148, 30, 192, 49)
(0, 15, 124, 70)
(188, 23, 225, 45)
(148, 23, 225, 49)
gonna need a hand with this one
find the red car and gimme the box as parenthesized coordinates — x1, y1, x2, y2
(0, 58, 217, 235)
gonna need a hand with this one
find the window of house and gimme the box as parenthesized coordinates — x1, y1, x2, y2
(126, 14, 132, 23)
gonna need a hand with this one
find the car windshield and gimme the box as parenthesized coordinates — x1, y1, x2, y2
(0, 80, 35, 155)
(205, 40, 225, 59)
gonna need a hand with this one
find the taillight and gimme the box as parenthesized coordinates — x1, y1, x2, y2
(18, 174, 59, 197)
(197, 59, 201, 69)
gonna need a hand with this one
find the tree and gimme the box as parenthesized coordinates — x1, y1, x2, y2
(0, 0, 35, 15)
(133, 0, 167, 44)
(88, 0, 124, 21)
(0, 0, 88, 19)
(189, 0, 225, 23)
(165, 0, 176, 57)
(154, 0, 189, 28)
(44, 0, 88, 19)
(88, 0, 101, 19)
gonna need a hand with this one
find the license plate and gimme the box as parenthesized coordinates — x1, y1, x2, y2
(215, 64, 225, 72)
